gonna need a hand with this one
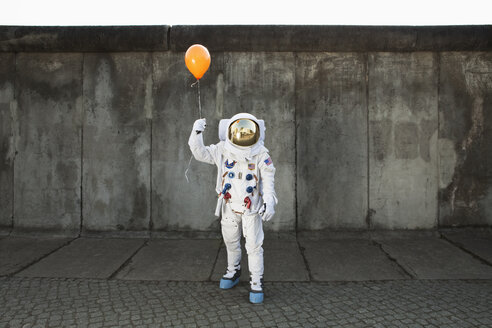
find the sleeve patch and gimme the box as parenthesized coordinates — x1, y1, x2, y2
(264, 157, 273, 166)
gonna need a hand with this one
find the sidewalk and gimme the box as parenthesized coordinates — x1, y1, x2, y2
(2, 229, 491, 281)
(1, 229, 492, 327)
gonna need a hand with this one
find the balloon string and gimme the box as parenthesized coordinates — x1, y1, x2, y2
(185, 79, 203, 183)
(198, 80, 202, 119)
(184, 154, 193, 183)
(190, 79, 202, 118)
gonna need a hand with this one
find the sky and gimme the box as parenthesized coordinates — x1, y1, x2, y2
(4, 0, 492, 26)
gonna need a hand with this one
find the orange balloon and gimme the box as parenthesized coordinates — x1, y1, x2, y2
(185, 44, 211, 80)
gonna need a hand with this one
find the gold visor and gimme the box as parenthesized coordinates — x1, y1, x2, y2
(228, 119, 260, 147)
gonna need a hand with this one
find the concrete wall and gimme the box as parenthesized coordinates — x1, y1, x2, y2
(83, 53, 152, 234)
(14, 53, 82, 234)
(296, 53, 367, 230)
(438, 52, 492, 226)
(368, 53, 439, 229)
(0, 53, 14, 229)
(0, 26, 491, 235)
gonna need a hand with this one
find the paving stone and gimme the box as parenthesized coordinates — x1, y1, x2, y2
(2, 277, 485, 328)
(442, 230, 492, 264)
(298, 238, 409, 281)
(375, 236, 492, 279)
(17, 238, 145, 278)
(116, 239, 220, 281)
(0, 236, 73, 276)
(1, 232, 491, 327)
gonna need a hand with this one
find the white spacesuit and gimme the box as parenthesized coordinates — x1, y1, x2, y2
(188, 113, 277, 304)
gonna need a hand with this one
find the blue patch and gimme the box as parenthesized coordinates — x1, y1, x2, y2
(222, 183, 232, 194)
(225, 160, 236, 169)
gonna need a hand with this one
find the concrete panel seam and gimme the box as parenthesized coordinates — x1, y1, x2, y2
(371, 239, 416, 279)
(365, 52, 372, 230)
(207, 239, 223, 281)
(439, 232, 492, 267)
(6, 237, 79, 277)
(108, 239, 149, 280)
(149, 53, 154, 232)
(79, 53, 85, 237)
(436, 52, 442, 228)
(149, 116, 153, 231)
(167, 27, 171, 51)
(296, 236, 313, 281)
(9, 53, 17, 235)
(294, 52, 298, 231)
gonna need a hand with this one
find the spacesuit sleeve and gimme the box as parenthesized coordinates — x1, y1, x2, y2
(259, 153, 278, 205)
(188, 129, 218, 165)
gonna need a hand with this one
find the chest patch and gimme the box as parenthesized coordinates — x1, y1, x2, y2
(225, 160, 236, 169)
(248, 163, 255, 170)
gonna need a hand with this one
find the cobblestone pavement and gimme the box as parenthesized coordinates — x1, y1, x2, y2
(1, 277, 491, 328)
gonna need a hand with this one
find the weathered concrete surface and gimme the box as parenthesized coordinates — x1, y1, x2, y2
(376, 236, 492, 279)
(211, 236, 309, 281)
(0, 53, 14, 230)
(1, 26, 491, 53)
(438, 52, 492, 226)
(152, 52, 295, 232)
(0, 26, 169, 52)
(2, 231, 490, 283)
(83, 53, 151, 233)
(0, 236, 72, 276)
(151, 52, 220, 232)
(0, 27, 491, 234)
(368, 53, 439, 229)
(296, 53, 368, 230)
(262, 237, 309, 281)
(14, 53, 82, 235)
(442, 229, 492, 264)
(17, 237, 145, 278)
(171, 26, 492, 52)
(116, 239, 220, 281)
(298, 237, 409, 281)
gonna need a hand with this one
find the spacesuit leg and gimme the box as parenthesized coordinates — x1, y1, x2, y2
(221, 204, 242, 278)
(242, 213, 264, 303)
(242, 213, 264, 279)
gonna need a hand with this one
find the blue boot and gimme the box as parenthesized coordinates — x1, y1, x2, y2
(249, 278, 264, 304)
(219, 268, 241, 289)
(249, 290, 264, 304)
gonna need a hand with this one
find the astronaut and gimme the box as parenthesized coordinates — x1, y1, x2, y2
(188, 113, 277, 304)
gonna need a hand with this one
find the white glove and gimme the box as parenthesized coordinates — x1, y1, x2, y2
(193, 118, 207, 134)
(259, 202, 275, 222)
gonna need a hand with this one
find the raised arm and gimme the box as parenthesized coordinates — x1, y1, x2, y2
(188, 118, 216, 165)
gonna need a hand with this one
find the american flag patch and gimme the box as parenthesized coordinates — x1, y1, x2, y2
(248, 163, 255, 170)
(264, 157, 273, 166)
